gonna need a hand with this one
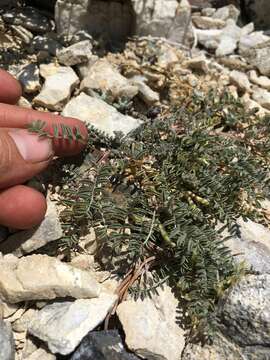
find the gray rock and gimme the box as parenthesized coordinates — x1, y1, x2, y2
(24, 348, 56, 360)
(216, 20, 242, 57)
(241, 93, 269, 118)
(76, 55, 99, 79)
(221, 274, 270, 347)
(33, 66, 79, 111)
(0, 254, 100, 303)
(70, 330, 141, 360)
(246, 46, 270, 76)
(0, 199, 63, 257)
(80, 59, 138, 101)
(130, 76, 160, 105)
(249, 70, 270, 90)
(57, 40, 93, 66)
(212, 4, 240, 22)
(182, 332, 244, 360)
(252, 86, 270, 110)
(17, 63, 41, 94)
(201, 7, 216, 17)
(29, 294, 117, 355)
(2, 7, 51, 33)
(0, 319, 15, 360)
(62, 92, 142, 137)
(192, 16, 225, 30)
(229, 70, 251, 92)
(117, 284, 185, 360)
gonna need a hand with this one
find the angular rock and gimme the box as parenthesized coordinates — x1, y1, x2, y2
(0, 254, 100, 303)
(246, 46, 270, 76)
(57, 40, 93, 66)
(239, 31, 269, 54)
(130, 76, 159, 105)
(229, 70, 251, 92)
(252, 87, 270, 110)
(201, 7, 216, 17)
(182, 332, 244, 360)
(31, 35, 62, 56)
(17, 96, 32, 109)
(11, 25, 33, 44)
(39, 63, 60, 78)
(212, 4, 240, 22)
(192, 16, 225, 30)
(249, 69, 270, 90)
(156, 45, 180, 69)
(241, 93, 269, 118)
(195, 28, 222, 50)
(12, 308, 37, 333)
(70, 330, 141, 360)
(76, 55, 99, 79)
(0, 200, 63, 256)
(184, 56, 209, 73)
(29, 294, 117, 355)
(80, 59, 138, 101)
(62, 93, 142, 137)
(17, 63, 41, 94)
(117, 285, 185, 360)
(221, 274, 270, 347)
(0, 319, 15, 360)
(24, 347, 56, 360)
(2, 7, 51, 33)
(33, 66, 79, 111)
(216, 20, 241, 57)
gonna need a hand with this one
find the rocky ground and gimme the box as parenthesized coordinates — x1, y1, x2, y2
(0, 1, 270, 360)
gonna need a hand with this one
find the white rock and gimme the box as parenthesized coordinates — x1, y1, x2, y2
(33, 67, 79, 111)
(239, 31, 269, 53)
(0, 254, 100, 303)
(212, 4, 240, 22)
(76, 55, 99, 79)
(57, 40, 93, 66)
(192, 16, 225, 30)
(80, 59, 138, 101)
(1, 200, 63, 256)
(0, 319, 14, 360)
(17, 96, 32, 109)
(229, 70, 251, 92)
(39, 63, 60, 78)
(12, 308, 37, 333)
(62, 92, 142, 137)
(252, 87, 270, 110)
(157, 45, 180, 69)
(28, 294, 117, 355)
(195, 28, 222, 49)
(201, 8, 216, 17)
(216, 20, 241, 57)
(246, 46, 270, 76)
(130, 76, 159, 105)
(241, 93, 269, 117)
(17, 63, 41, 94)
(117, 285, 185, 360)
(249, 70, 270, 90)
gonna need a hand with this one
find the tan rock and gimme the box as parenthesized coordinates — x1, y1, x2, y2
(252, 86, 270, 110)
(229, 70, 251, 92)
(24, 347, 56, 360)
(249, 70, 270, 90)
(0, 254, 100, 303)
(192, 16, 225, 30)
(117, 284, 185, 360)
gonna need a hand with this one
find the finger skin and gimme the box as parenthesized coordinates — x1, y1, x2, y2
(0, 185, 47, 229)
(0, 103, 88, 156)
(0, 70, 22, 104)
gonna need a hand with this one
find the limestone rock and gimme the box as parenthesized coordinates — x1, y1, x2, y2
(70, 330, 141, 360)
(251, 87, 270, 110)
(33, 66, 79, 111)
(212, 4, 240, 22)
(17, 64, 41, 94)
(76, 55, 99, 79)
(39, 63, 60, 78)
(57, 40, 93, 66)
(130, 76, 159, 105)
(12, 308, 37, 333)
(239, 31, 269, 54)
(195, 28, 222, 50)
(221, 274, 270, 347)
(156, 45, 180, 69)
(17, 96, 32, 109)
(182, 332, 244, 360)
(62, 92, 142, 137)
(24, 347, 56, 360)
(184, 56, 209, 73)
(246, 46, 270, 76)
(80, 59, 138, 101)
(2, 6, 51, 33)
(241, 93, 269, 117)
(0, 200, 63, 256)
(0, 319, 15, 360)
(192, 16, 225, 30)
(0, 254, 100, 303)
(229, 70, 251, 92)
(249, 69, 270, 90)
(117, 284, 185, 360)
(215, 20, 241, 57)
(28, 294, 117, 355)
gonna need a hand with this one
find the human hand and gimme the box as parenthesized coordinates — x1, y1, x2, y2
(0, 69, 88, 229)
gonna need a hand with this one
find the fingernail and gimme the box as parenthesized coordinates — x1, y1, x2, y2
(9, 129, 53, 163)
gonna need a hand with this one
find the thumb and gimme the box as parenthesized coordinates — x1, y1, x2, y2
(0, 129, 53, 189)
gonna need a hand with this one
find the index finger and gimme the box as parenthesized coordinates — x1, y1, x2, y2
(0, 103, 88, 156)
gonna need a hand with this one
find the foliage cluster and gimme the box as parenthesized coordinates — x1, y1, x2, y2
(29, 90, 270, 340)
